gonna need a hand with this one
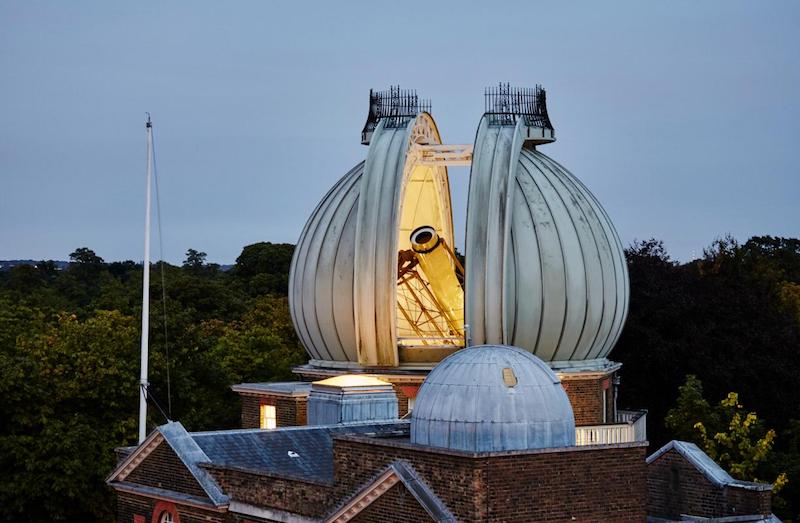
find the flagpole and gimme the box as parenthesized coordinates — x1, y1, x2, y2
(139, 115, 153, 444)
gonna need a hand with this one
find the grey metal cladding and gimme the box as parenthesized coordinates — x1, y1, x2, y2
(465, 116, 629, 363)
(410, 345, 575, 452)
(289, 162, 364, 363)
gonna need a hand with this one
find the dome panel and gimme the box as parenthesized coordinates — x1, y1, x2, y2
(410, 345, 575, 452)
(465, 117, 629, 363)
(289, 162, 364, 363)
(534, 153, 629, 359)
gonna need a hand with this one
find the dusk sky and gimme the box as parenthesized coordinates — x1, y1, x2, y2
(2, 1, 798, 264)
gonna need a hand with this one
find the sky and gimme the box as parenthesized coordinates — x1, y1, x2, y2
(1, 1, 798, 264)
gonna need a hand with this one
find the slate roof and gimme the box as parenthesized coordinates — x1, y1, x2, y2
(107, 421, 230, 507)
(192, 420, 409, 484)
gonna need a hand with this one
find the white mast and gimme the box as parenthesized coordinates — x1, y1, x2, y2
(139, 115, 153, 444)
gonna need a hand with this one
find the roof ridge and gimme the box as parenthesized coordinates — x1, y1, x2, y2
(157, 422, 230, 506)
(646, 440, 771, 492)
(323, 460, 456, 523)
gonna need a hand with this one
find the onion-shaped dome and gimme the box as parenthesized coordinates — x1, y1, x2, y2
(290, 87, 629, 370)
(411, 345, 575, 452)
(465, 117, 629, 364)
(289, 112, 455, 366)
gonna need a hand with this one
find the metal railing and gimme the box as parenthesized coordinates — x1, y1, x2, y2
(361, 86, 432, 144)
(575, 409, 647, 446)
(484, 83, 554, 129)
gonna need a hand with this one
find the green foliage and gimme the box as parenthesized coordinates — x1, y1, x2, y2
(614, 235, 800, 519)
(663, 375, 714, 442)
(183, 248, 207, 269)
(665, 375, 786, 490)
(0, 244, 305, 521)
(0, 311, 139, 522)
(2, 234, 799, 520)
(234, 242, 294, 295)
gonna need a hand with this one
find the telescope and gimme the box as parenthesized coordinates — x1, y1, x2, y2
(409, 226, 464, 338)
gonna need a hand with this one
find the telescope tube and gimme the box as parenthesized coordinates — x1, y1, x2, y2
(410, 226, 464, 336)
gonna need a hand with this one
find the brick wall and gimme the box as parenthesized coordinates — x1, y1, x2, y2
(241, 394, 261, 429)
(485, 445, 647, 522)
(647, 449, 771, 519)
(125, 441, 207, 498)
(349, 482, 434, 523)
(333, 439, 487, 522)
(560, 373, 613, 425)
(390, 384, 410, 418)
(333, 437, 647, 523)
(206, 465, 332, 518)
(116, 492, 224, 523)
(240, 393, 308, 429)
(725, 485, 771, 516)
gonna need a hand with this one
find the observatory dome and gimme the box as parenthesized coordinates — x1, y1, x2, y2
(410, 345, 575, 452)
(289, 85, 629, 371)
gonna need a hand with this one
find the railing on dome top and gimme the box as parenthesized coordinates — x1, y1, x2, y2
(484, 83, 554, 129)
(361, 86, 432, 144)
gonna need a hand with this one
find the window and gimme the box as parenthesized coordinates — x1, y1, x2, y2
(151, 501, 179, 523)
(260, 404, 277, 429)
(407, 396, 416, 412)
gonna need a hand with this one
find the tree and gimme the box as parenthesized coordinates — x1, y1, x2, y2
(183, 248, 207, 269)
(664, 375, 714, 442)
(69, 247, 104, 266)
(665, 375, 787, 491)
(233, 242, 294, 295)
(0, 311, 140, 522)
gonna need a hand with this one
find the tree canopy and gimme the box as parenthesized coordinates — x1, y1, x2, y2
(0, 235, 798, 520)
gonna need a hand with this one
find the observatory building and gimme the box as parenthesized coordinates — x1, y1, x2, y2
(108, 86, 778, 522)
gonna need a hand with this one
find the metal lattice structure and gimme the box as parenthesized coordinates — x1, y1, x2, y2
(484, 83, 553, 129)
(396, 242, 464, 348)
(361, 86, 432, 144)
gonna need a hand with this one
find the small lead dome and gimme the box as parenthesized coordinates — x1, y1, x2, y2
(411, 345, 575, 452)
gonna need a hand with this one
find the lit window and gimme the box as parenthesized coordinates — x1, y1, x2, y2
(407, 397, 416, 412)
(159, 512, 174, 523)
(260, 404, 277, 429)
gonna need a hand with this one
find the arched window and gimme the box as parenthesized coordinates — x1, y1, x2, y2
(151, 501, 180, 523)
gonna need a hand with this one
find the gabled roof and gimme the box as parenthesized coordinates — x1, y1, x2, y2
(646, 440, 772, 492)
(107, 422, 229, 507)
(325, 460, 456, 523)
(193, 421, 408, 484)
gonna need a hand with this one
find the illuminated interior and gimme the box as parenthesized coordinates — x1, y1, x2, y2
(259, 404, 276, 429)
(396, 160, 464, 353)
(312, 375, 390, 388)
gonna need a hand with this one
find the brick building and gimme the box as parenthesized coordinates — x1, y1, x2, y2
(108, 345, 777, 523)
(109, 86, 779, 521)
